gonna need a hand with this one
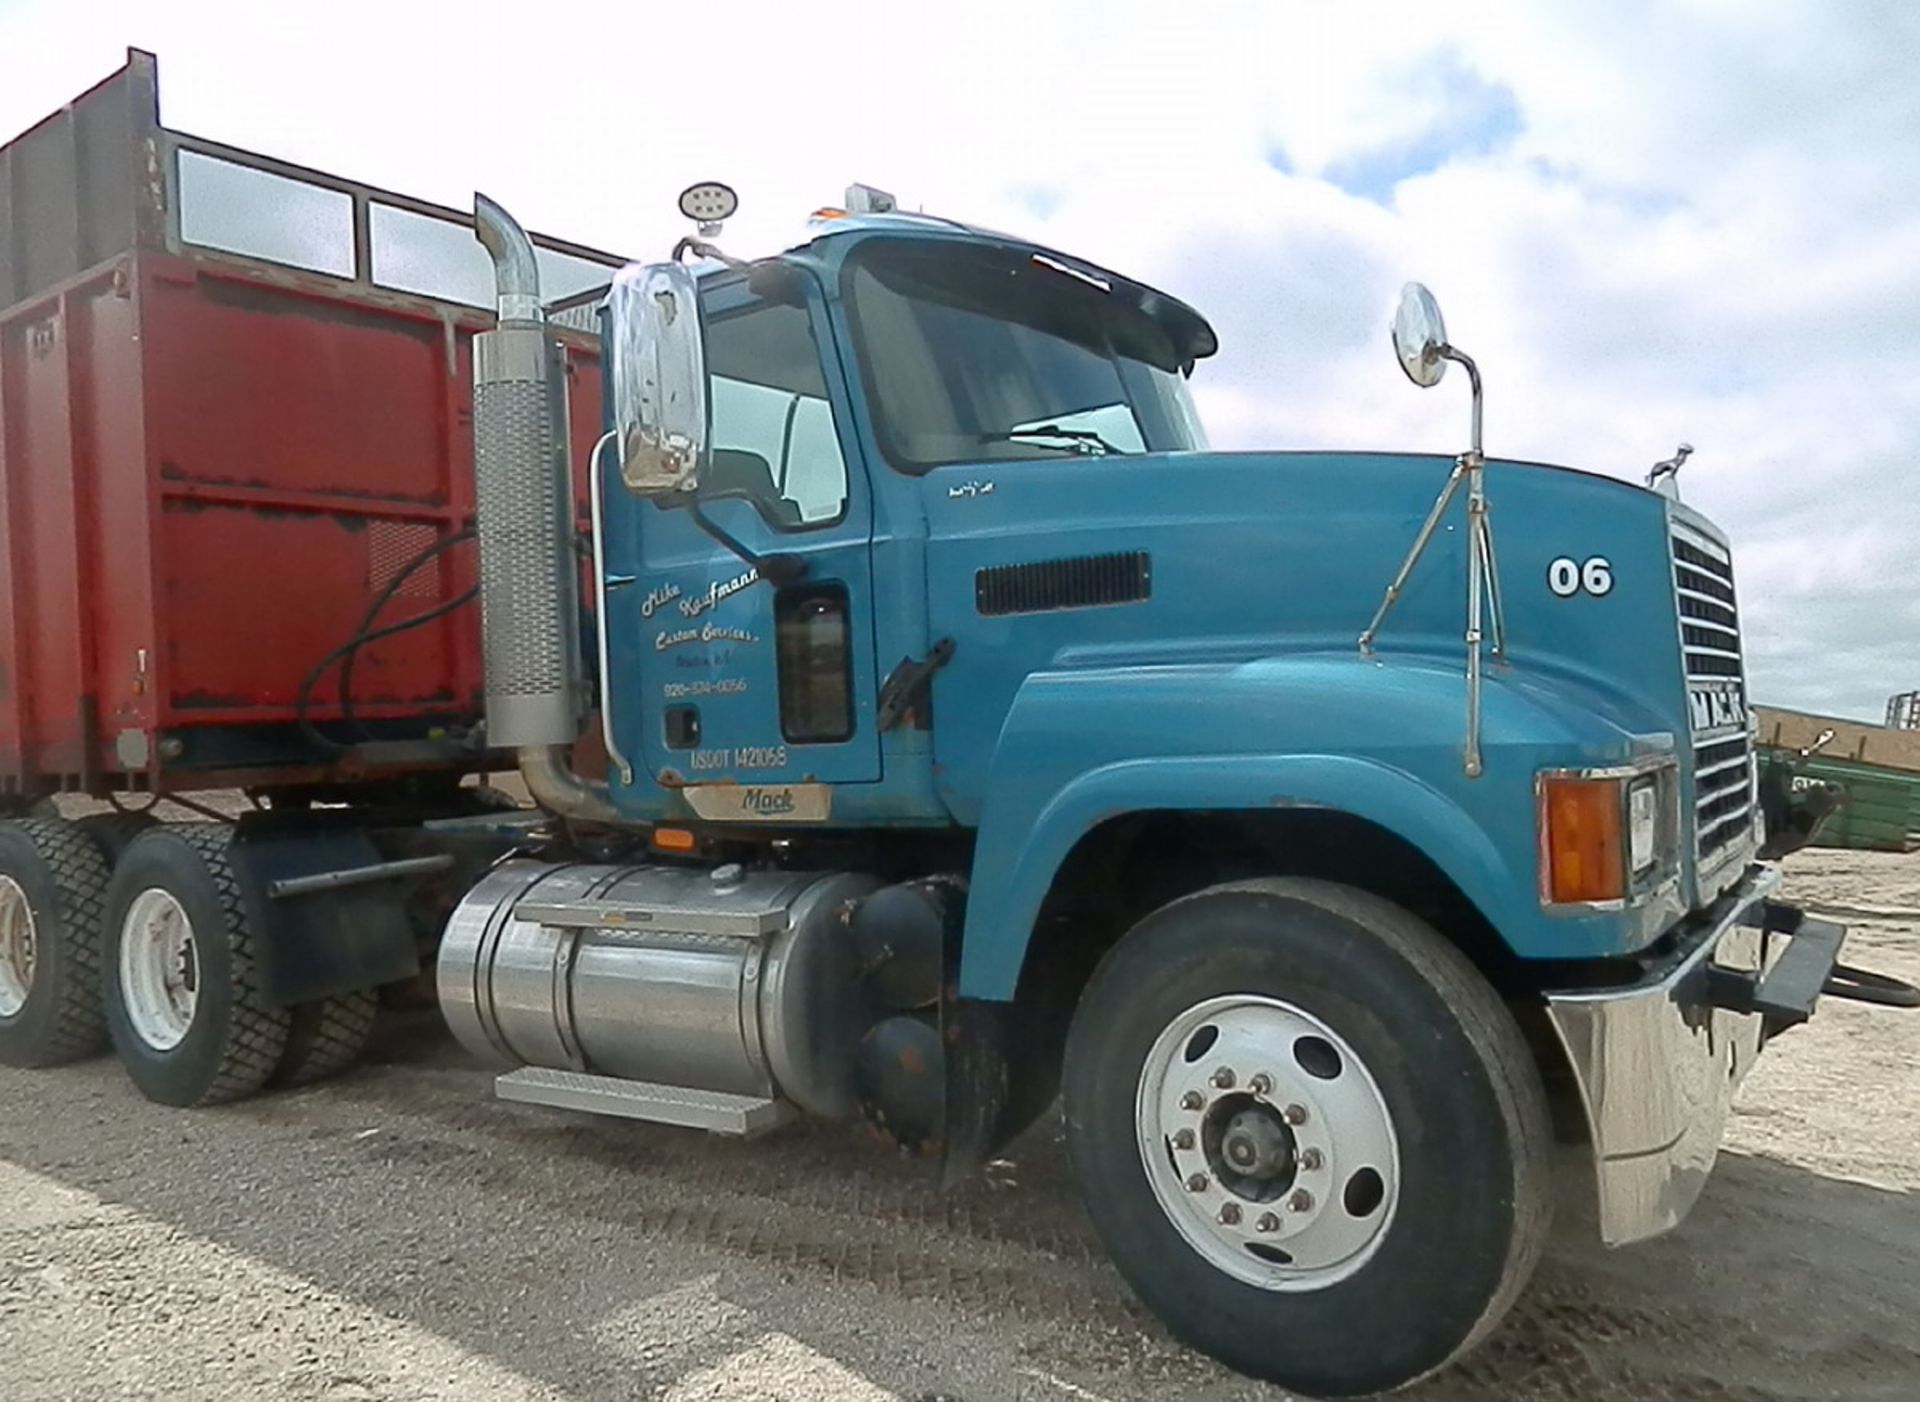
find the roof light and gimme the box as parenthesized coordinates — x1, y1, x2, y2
(677, 181, 738, 237)
(844, 183, 897, 214)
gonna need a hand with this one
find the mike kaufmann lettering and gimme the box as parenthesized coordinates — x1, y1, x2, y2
(639, 582, 683, 619)
(656, 623, 760, 652)
(678, 568, 759, 619)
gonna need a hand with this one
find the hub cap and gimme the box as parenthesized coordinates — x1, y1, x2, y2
(0, 876, 35, 1018)
(1136, 995, 1400, 1290)
(119, 888, 200, 1051)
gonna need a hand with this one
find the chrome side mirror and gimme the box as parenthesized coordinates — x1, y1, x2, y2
(607, 261, 707, 497)
(1391, 282, 1449, 388)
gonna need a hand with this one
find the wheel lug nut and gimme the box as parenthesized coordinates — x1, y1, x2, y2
(1218, 1203, 1242, 1226)
(1210, 1067, 1236, 1090)
(1287, 1188, 1314, 1213)
(1256, 1212, 1280, 1233)
(1172, 1128, 1196, 1150)
(1249, 1073, 1273, 1096)
(1185, 1173, 1209, 1193)
(1179, 1090, 1204, 1111)
(1298, 1148, 1324, 1171)
(1283, 1103, 1308, 1125)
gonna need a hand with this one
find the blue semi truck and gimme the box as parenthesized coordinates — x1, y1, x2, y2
(7, 151, 1915, 1394)
(437, 185, 1912, 1393)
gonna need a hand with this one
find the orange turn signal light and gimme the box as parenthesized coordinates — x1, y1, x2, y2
(1539, 777, 1625, 905)
(651, 826, 698, 853)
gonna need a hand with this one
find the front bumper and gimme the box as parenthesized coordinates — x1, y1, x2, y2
(1543, 865, 1846, 1246)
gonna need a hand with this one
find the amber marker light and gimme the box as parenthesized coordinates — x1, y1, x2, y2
(1539, 777, 1627, 905)
(652, 827, 698, 853)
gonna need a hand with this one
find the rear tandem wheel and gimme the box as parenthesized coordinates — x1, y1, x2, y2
(102, 825, 291, 1106)
(0, 819, 113, 1068)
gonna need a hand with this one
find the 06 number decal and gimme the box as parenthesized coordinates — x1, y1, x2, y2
(1548, 556, 1613, 598)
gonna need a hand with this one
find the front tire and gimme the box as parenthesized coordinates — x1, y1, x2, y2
(1062, 879, 1550, 1397)
(103, 826, 290, 1106)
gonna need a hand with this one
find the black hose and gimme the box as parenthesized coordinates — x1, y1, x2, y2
(338, 527, 478, 741)
(295, 527, 477, 754)
(107, 790, 235, 824)
(1823, 962, 1920, 1009)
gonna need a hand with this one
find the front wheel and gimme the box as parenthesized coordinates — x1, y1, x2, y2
(1062, 879, 1551, 1397)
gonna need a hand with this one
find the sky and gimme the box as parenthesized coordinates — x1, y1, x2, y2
(2, 0, 1915, 721)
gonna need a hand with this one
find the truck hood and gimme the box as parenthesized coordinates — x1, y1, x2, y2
(920, 448, 1699, 818)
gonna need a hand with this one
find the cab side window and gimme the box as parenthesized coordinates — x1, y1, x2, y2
(703, 298, 849, 530)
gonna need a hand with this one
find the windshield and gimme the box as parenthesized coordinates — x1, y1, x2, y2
(844, 240, 1208, 471)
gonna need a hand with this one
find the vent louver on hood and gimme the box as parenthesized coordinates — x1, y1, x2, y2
(975, 552, 1152, 617)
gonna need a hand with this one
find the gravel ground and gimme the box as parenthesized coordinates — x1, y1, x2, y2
(2, 847, 1916, 1401)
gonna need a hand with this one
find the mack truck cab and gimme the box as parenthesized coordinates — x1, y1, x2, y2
(415, 185, 1919, 1395)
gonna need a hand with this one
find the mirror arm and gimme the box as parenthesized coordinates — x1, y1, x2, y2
(1368, 320, 1502, 780)
(1440, 345, 1483, 459)
(685, 496, 809, 586)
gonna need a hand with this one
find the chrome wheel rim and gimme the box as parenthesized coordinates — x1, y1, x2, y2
(1136, 994, 1400, 1291)
(120, 888, 200, 1051)
(0, 876, 35, 1018)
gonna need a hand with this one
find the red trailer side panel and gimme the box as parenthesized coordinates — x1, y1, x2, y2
(143, 257, 472, 726)
(0, 51, 618, 796)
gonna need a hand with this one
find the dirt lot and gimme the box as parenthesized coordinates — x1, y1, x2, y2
(2, 847, 1916, 1401)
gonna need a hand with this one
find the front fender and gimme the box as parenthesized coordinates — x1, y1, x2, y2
(957, 653, 1649, 1002)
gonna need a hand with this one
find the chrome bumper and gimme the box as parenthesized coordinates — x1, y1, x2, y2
(1544, 865, 1847, 1247)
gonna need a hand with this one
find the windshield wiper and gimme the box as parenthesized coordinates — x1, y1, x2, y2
(980, 424, 1126, 456)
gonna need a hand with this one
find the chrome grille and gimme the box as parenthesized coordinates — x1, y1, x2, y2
(1670, 523, 1753, 866)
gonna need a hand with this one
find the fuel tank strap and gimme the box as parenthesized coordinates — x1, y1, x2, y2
(510, 899, 788, 938)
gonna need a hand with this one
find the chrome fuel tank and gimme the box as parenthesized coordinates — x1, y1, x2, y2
(438, 860, 879, 1119)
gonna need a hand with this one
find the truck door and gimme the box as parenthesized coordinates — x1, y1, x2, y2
(630, 269, 882, 793)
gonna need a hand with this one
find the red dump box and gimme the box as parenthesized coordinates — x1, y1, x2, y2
(0, 51, 617, 800)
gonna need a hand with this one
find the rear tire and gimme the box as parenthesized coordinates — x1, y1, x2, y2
(0, 819, 112, 1067)
(78, 811, 159, 865)
(1062, 878, 1551, 1398)
(102, 825, 290, 1106)
(275, 989, 378, 1087)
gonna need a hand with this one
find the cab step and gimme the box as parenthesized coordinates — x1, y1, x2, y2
(493, 1066, 790, 1136)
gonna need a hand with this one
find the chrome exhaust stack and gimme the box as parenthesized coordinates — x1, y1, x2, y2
(472, 194, 621, 823)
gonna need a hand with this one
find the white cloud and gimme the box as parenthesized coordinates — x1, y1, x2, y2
(2, 0, 1913, 719)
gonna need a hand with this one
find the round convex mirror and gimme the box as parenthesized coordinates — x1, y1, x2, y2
(1391, 282, 1449, 388)
(678, 181, 739, 226)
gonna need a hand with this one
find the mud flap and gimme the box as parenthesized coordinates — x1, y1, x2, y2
(227, 829, 423, 1007)
(939, 997, 1013, 1189)
(938, 994, 1065, 1189)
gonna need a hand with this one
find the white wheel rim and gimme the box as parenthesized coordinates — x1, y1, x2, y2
(1136, 995, 1401, 1291)
(0, 875, 35, 1018)
(119, 888, 200, 1051)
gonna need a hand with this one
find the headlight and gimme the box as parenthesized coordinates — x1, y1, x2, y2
(1537, 760, 1678, 907)
(1627, 777, 1660, 875)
